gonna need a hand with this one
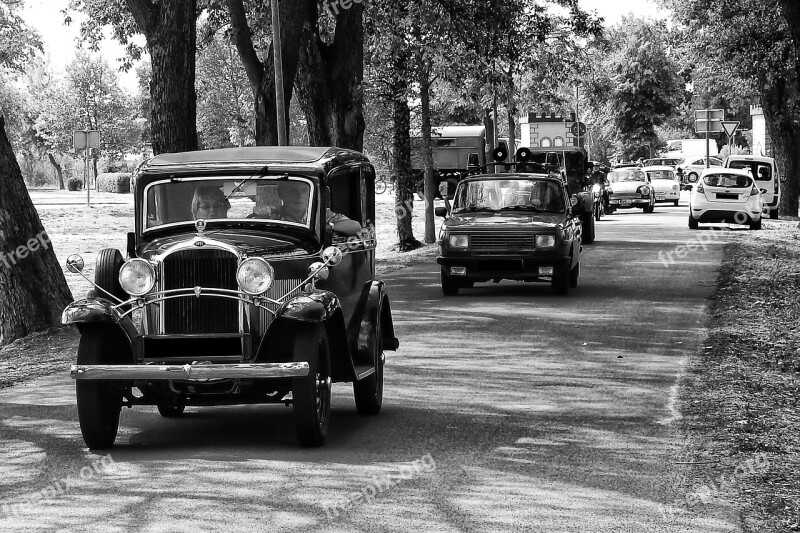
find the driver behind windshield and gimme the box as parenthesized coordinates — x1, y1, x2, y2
(276, 181, 362, 236)
(191, 186, 231, 220)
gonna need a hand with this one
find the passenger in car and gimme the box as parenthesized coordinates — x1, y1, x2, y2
(191, 186, 231, 219)
(276, 181, 362, 236)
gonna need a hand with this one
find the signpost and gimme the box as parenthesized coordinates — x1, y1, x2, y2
(722, 121, 740, 155)
(694, 109, 724, 168)
(73, 130, 100, 206)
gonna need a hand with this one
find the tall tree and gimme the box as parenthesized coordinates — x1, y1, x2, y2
(660, 0, 800, 216)
(69, 0, 199, 155)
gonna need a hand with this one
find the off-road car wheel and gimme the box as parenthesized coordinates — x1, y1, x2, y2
(582, 213, 595, 244)
(76, 326, 125, 449)
(551, 268, 570, 295)
(441, 268, 460, 296)
(353, 318, 384, 416)
(569, 262, 580, 289)
(292, 325, 331, 447)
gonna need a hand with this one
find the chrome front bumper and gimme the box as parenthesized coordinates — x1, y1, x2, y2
(70, 362, 310, 380)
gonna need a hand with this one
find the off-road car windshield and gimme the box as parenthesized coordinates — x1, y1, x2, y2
(143, 176, 313, 230)
(453, 178, 565, 213)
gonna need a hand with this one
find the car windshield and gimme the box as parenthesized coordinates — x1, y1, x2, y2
(143, 176, 313, 230)
(727, 161, 773, 181)
(607, 170, 646, 183)
(452, 178, 565, 213)
(703, 173, 752, 188)
(646, 170, 675, 180)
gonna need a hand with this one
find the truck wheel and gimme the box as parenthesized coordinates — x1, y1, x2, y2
(441, 268, 460, 296)
(569, 262, 580, 289)
(582, 213, 595, 244)
(292, 325, 331, 447)
(95, 249, 127, 303)
(749, 217, 762, 230)
(353, 317, 384, 416)
(76, 326, 125, 449)
(770, 209, 778, 220)
(688, 214, 699, 230)
(551, 267, 570, 295)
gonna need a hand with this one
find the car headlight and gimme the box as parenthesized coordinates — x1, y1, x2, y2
(592, 183, 601, 193)
(535, 235, 556, 248)
(118, 259, 156, 296)
(672, 184, 679, 191)
(640, 186, 651, 196)
(236, 257, 274, 295)
(448, 234, 469, 249)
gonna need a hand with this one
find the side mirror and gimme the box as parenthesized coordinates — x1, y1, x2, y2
(66, 254, 85, 273)
(435, 207, 448, 217)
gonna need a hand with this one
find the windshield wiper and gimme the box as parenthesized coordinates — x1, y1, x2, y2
(500, 205, 548, 212)
(455, 205, 500, 213)
(224, 164, 272, 200)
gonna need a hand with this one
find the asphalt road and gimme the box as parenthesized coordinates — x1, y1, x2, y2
(1, 198, 745, 532)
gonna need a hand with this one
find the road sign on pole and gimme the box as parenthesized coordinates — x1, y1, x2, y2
(73, 130, 100, 206)
(722, 121, 740, 137)
(694, 109, 724, 133)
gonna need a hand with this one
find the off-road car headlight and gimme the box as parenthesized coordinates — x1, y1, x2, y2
(119, 259, 156, 296)
(448, 235, 469, 249)
(237, 257, 274, 295)
(535, 235, 556, 248)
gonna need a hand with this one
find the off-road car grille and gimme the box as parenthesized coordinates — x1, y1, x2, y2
(469, 233, 535, 253)
(162, 249, 239, 334)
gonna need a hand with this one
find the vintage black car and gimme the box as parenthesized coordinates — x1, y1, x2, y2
(435, 172, 586, 296)
(62, 146, 397, 449)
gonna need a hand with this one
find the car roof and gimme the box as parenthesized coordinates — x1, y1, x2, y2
(642, 166, 676, 172)
(725, 155, 775, 164)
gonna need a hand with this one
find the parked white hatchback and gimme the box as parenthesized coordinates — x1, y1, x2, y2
(643, 166, 681, 206)
(689, 168, 764, 230)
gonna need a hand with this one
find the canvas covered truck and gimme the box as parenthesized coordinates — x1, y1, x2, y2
(410, 126, 487, 198)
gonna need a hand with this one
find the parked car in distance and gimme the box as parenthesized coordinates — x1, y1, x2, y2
(724, 155, 780, 219)
(643, 157, 682, 169)
(435, 173, 585, 296)
(643, 166, 681, 206)
(605, 167, 656, 213)
(62, 146, 397, 449)
(688, 168, 764, 230)
(677, 156, 724, 187)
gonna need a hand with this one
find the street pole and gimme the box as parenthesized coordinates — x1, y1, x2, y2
(272, 0, 288, 146)
(85, 145, 90, 206)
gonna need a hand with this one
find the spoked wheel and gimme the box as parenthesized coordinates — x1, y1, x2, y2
(76, 326, 126, 449)
(353, 317, 384, 416)
(292, 325, 331, 447)
(375, 180, 387, 194)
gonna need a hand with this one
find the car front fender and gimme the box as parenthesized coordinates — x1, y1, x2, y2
(276, 290, 341, 323)
(62, 298, 139, 345)
(354, 281, 398, 367)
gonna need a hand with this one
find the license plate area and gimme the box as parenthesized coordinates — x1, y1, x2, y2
(477, 259, 523, 272)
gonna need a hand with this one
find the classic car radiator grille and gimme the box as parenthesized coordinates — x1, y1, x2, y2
(162, 249, 239, 334)
(469, 234, 535, 253)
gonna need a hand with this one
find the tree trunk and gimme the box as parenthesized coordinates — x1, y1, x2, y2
(391, 51, 422, 252)
(47, 154, 64, 189)
(126, 0, 198, 155)
(227, 0, 307, 146)
(295, 2, 365, 150)
(420, 67, 436, 244)
(0, 116, 72, 345)
(762, 91, 800, 217)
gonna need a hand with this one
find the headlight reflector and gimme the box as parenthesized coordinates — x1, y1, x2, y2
(236, 257, 274, 295)
(118, 259, 156, 296)
(308, 261, 329, 281)
(640, 186, 651, 196)
(448, 235, 469, 248)
(535, 235, 556, 248)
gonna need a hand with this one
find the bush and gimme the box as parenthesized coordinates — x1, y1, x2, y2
(96, 173, 131, 193)
(67, 178, 83, 191)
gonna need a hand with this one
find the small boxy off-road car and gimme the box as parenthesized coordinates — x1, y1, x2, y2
(63, 147, 397, 448)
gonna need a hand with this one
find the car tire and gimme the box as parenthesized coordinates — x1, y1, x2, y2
(95, 249, 127, 304)
(551, 267, 570, 295)
(292, 325, 331, 447)
(594, 202, 601, 221)
(688, 214, 699, 230)
(441, 268, 460, 296)
(750, 218, 762, 230)
(353, 317, 384, 416)
(688, 172, 698, 183)
(673, 200, 679, 207)
(606, 207, 615, 215)
(582, 213, 595, 244)
(157, 402, 186, 417)
(643, 197, 655, 213)
(76, 326, 125, 449)
(568, 262, 579, 289)
(770, 209, 778, 220)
